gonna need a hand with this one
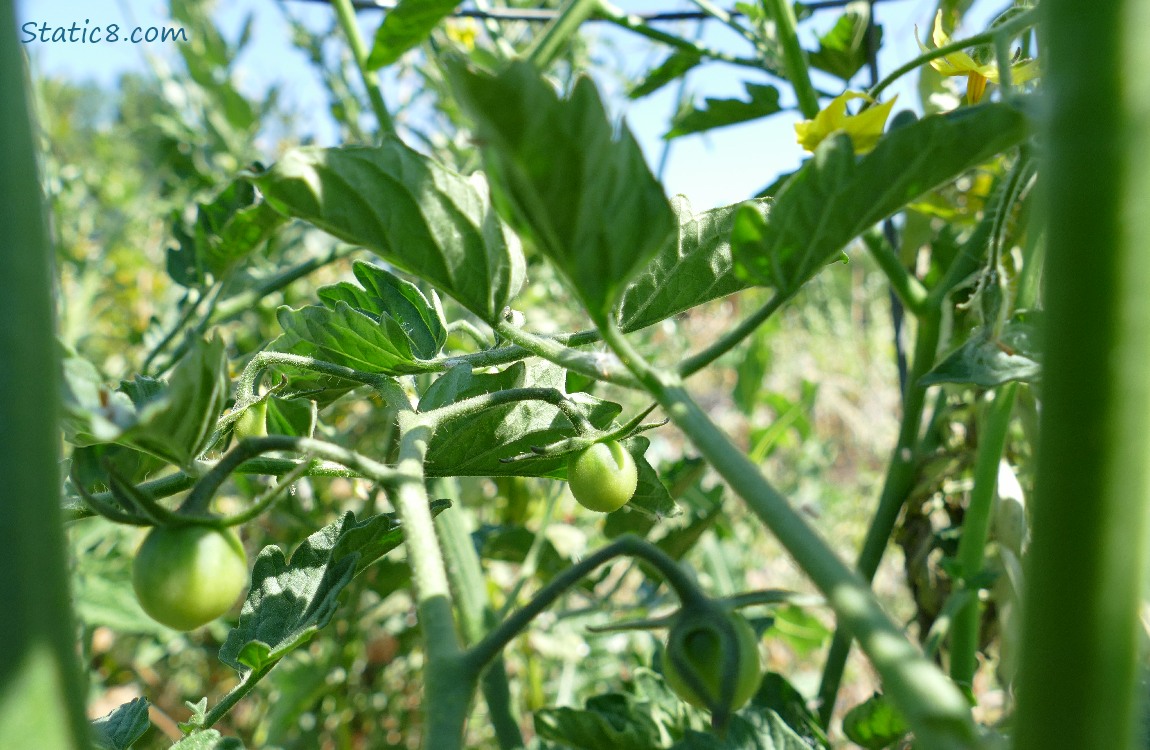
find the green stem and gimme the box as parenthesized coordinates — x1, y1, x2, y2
(761, 0, 820, 118)
(202, 660, 279, 730)
(180, 435, 401, 515)
(467, 534, 708, 670)
(0, 3, 91, 744)
(863, 231, 928, 315)
(816, 306, 942, 725)
(597, 319, 975, 747)
(331, 0, 395, 136)
(949, 384, 1017, 689)
(868, 7, 1039, 101)
(1015, 0, 1150, 746)
(525, 0, 600, 70)
(678, 294, 785, 377)
(434, 493, 525, 749)
(494, 320, 641, 388)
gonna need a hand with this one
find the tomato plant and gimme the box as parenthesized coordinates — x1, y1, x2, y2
(566, 441, 638, 512)
(131, 525, 248, 631)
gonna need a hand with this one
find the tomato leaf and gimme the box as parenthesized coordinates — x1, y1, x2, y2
(420, 361, 620, 478)
(842, 693, 909, 749)
(253, 140, 524, 323)
(90, 697, 151, 750)
(446, 59, 676, 326)
(272, 262, 447, 374)
(615, 196, 770, 332)
(920, 313, 1042, 387)
(809, 11, 878, 82)
(628, 49, 704, 100)
(366, 0, 460, 70)
(733, 102, 1030, 299)
(169, 731, 246, 750)
(666, 82, 783, 139)
(219, 506, 448, 674)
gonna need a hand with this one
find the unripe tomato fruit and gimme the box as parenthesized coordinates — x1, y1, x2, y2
(234, 399, 268, 440)
(662, 611, 762, 712)
(567, 441, 638, 512)
(132, 525, 248, 631)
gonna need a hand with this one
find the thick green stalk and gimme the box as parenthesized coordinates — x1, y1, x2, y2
(356, 377, 475, 750)
(525, 0, 600, 70)
(596, 322, 977, 748)
(0, 3, 91, 745)
(434, 498, 525, 749)
(1015, 1, 1150, 747)
(331, 0, 395, 135)
(948, 384, 1017, 689)
(816, 307, 942, 724)
(761, 0, 819, 118)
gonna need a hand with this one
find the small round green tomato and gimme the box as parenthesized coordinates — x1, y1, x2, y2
(132, 525, 248, 631)
(233, 400, 268, 440)
(662, 611, 762, 712)
(566, 441, 638, 513)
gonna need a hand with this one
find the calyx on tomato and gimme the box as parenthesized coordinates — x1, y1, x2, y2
(131, 524, 248, 631)
(661, 608, 762, 714)
(566, 440, 638, 513)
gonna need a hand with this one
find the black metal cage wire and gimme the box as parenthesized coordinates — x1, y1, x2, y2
(288, 0, 909, 23)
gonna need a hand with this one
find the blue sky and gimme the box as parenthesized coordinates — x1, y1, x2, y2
(15, 0, 971, 209)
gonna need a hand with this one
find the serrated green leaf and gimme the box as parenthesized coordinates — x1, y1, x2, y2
(420, 361, 621, 477)
(366, 0, 460, 69)
(809, 12, 878, 81)
(94, 338, 229, 466)
(273, 301, 424, 374)
(166, 179, 284, 287)
(920, 314, 1042, 387)
(666, 83, 783, 139)
(253, 140, 524, 323)
(219, 508, 445, 673)
(842, 693, 909, 749)
(615, 196, 770, 332)
(733, 103, 1030, 300)
(629, 49, 704, 99)
(169, 730, 246, 750)
(446, 59, 676, 325)
(90, 697, 151, 750)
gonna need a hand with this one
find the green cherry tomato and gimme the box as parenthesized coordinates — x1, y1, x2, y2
(234, 399, 268, 440)
(132, 525, 248, 631)
(662, 610, 762, 712)
(567, 441, 638, 513)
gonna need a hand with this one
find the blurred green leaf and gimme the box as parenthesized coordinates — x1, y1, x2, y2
(367, 0, 460, 69)
(842, 693, 909, 749)
(920, 314, 1042, 387)
(90, 697, 151, 750)
(446, 59, 675, 325)
(809, 12, 877, 81)
(667, 83, 783, 139)
(629, 49, 704, 99)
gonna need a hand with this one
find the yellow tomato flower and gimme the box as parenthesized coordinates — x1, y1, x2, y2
(917, 11, 1039, 103)
(794, 91, 897, 154)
